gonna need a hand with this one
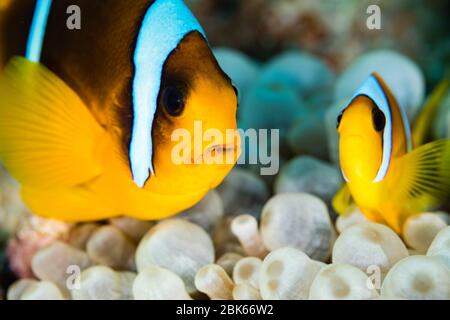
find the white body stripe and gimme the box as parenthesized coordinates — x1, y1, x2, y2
(26, 0, 53, 62)
(351, 75, 393, 183)
(130, 0, 205, 188)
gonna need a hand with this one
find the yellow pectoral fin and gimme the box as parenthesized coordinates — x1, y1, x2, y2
(389, 139, 450, 214)
(0, 57, 106, 188)
(332, 183, 354, 215)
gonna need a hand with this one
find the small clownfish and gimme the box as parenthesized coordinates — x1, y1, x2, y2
(336, 73, 450, 233)
(0, 0, 239, 221)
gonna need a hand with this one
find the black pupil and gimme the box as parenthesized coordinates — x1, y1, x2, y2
(372, 108, 386, 132)
(163, 86, 185, 116)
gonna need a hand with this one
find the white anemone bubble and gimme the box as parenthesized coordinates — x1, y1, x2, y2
(86, 225, 136, 270)
(260, 193, 335, 261)
(233, 283, 262, 300)
(427, 226, 450, 270)
(133, 266, 192, 300)
(259, 247, 323, 300)
(31, 241, 92, 290)
(309, 264, 379, 300)
(7, 279, 39, 300)
(109, 217, 154, 243)
(72, 266, 135, 300)
(20, 281, 66, 300)
(332, 222, 408, 275)
(402, 213, 447, 254)
(335, 206, 368, 234)
(135, 219, 214, 293)
(381, 256, 450, 300)
(232, 257, 262, 289)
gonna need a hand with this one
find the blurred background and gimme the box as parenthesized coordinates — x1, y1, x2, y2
(188, 0, 450, 85)
(182, 0, 450, 177)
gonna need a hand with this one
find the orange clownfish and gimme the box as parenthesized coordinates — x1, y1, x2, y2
(0, 0, 239, 221)
(336, 73, 450, 233)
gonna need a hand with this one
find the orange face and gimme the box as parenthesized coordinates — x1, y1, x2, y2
(144, 32, 240, 196)
(337, 96, 385, 183)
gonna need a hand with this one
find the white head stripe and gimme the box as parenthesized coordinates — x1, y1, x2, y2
(351, 75, 393, 183)
(26, 0, 53, 62)
(130, 0, 205, 188)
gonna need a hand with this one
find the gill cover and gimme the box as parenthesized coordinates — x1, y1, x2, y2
(131, 0, 206, 188)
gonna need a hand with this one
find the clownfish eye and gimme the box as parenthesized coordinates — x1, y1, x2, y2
(336, 111, 344, 129)
(372, 108, 386, 132)
(162, 85, 185, 117)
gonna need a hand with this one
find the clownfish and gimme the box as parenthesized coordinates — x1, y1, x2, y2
(336, 73, 450, 233)
(0, 0, 239, 221)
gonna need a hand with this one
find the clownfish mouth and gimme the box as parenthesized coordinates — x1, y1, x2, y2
(207, 144, 236, 155)
(195, 143, 238, 165)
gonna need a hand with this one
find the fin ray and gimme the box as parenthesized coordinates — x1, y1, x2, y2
(0, 57, 105, 188)
(389, 139, 450, 213)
